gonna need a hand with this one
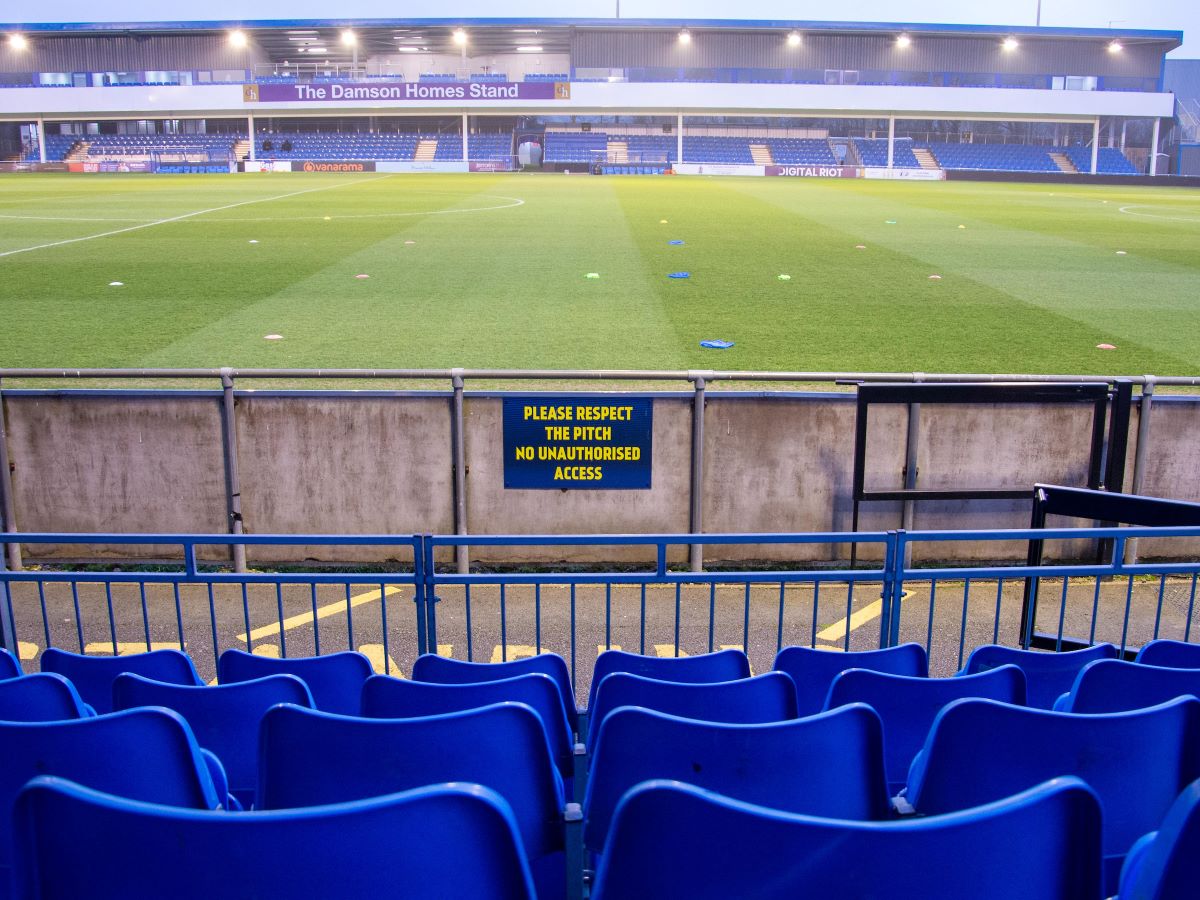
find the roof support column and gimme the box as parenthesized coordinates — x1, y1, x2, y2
(247, 114, 255, 161)
(677, 113, 683, 165)
(887, 116, 895, 169)
(1149, 118, 1161, 175)
(462, 113, 469, 162)
(1090, 119, 1099, 174)
(36, 118, 45, 164)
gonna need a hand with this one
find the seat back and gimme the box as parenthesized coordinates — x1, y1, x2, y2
(0, 708, 221, 870)
(40, 647, 201, 714)
(218, 649, 372, 715)
(826, 666, 1026, 792)
(412, 653, 576, 731)
(258, 702, 564, 860)
(15, 777, 535, 900)
(0, 673, 91, 721)
(587, 671, 796, 748)
(907, 697, 1200, 893)
(591, 778, 1101, 900)
(0, 647, 21, 680)
(1057, 659, 1200, 714)
(964, 642, 1118, 709)
(362, 674, 573, 778)
(113, 673, 314, 808)
(584, 704, 890, 855)
(773, 643, 928, 716)
(1117, 777, 1200, 900)
(1136, 639, 1200, 669)
(586, 648, 750, 714)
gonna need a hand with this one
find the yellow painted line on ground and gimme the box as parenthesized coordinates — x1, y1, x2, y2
(82, 641, 188, 656)
(815, 591, 913, 643)
(17, 641, 38, 661)
(237, 585, 406, 644)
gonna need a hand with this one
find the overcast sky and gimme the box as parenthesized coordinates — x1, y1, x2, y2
(6, 1, 1196, 56)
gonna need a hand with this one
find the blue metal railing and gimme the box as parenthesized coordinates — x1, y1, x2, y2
(2, 527, 1200, 691)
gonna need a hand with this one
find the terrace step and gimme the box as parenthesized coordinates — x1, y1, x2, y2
(608, 141, 629, 163)
(912, 148, 940, 170)
(1050, 152, 1078, 174)
(64, 141, 89, 162)
(750, 143, 774, 165)
(414, 139, 438, 161)
(232, 139, 251, 161)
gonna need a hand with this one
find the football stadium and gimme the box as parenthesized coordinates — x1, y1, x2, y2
(1, 4, 1200, 897)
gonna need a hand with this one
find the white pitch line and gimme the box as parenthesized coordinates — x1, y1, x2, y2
(0, 174, 392, 259)
(0, 215, 153, 223)
(1117, 205, 1200, 224)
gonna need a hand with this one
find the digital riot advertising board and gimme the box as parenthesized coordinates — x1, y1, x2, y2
(503, 397, 652, 489)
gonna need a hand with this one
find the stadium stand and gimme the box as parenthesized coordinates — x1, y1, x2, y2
(254, 132, 465, 161)
(682, 135, 756, 164)
(469, 132, 513, 161)
(25, 133, 82, 161)
(961, 642, 1119, 709)
(81, 134, 239, 159)
(544, 131, 608, 163)
(1064, 145, 1140, 174)
(853, 136, 922, 167)
(763, 138, 838, 165)
(920, 141, 1059, 172)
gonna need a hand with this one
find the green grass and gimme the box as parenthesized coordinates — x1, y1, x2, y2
(1, 172, 1199, 375)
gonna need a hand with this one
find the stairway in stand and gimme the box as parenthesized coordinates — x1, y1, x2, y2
(749, 144, 774, 165)
(414, 139, 438, 161)
(1049, 152, 1078, 174)
(912, 148, 940, 170)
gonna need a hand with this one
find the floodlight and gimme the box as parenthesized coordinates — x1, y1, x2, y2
(516, 46, 544, 53)
(453, 29, 468, 47)
(1002, 37, 1018, 52)
(787, 31, 801, 47)
(7, 33, 27, 51)
(229, 30, 247, 49)
(1108, 40, 1123, 53)
(341, 30, 357, 47)
(678, 29, 692, 45)
(896, 34, 911, 48)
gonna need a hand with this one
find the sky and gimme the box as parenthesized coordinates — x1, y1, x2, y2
(4, 1, 1196, 56)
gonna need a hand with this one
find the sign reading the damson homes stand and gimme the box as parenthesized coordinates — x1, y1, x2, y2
(503, 398, 652, 489)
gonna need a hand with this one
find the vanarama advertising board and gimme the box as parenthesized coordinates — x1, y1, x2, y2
(503, 398, 652, 489)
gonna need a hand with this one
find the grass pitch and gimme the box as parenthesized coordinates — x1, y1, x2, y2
(1, 172, 1198, 375)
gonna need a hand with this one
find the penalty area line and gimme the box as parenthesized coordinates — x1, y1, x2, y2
(0, 174, 393, 259)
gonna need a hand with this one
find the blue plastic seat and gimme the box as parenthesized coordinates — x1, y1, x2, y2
(15, 777, 536, 899)
(1136, 639, 1200, 669)
(584, 704, 889, 857)
(0, 648, 21, 680)
(218, 649, 372, 715)
(591, 777, 1101, 900)
(773, 643, 929, 716)
(906, 696, 1200, 893)
(826, 666, 1026, 793)
(40, 647, 201, 714)
(113, 673, 314, 808)
(0, 673, 92, 721)
(1118, 777, 1200, 900)
(587, 671, 796, 748)
(363, 673, 574, 780)
(962, 643, 1118, 708)
(0, 708, 226, 880)
(587, 648, 750, 717)
(1054, 659, 1200, 714)
(258, 702, 569, 898)
(412, 652, 577, 732)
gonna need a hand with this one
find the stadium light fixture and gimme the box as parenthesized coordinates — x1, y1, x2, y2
(678, 29, 692, 45)
(341, 30, 357, 47)
(228, 30, 247, 49)
(895, 34, 911, 48)
(7, 33, 27, 51)
(453, 29, 469, 47)
(516, 46, 544, 53)
(1108, 40, 1123, 53)
(1002, 37, 1019, 52)
(787, 31, 801, 47)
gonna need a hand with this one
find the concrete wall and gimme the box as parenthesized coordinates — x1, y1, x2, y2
(3, 388, 1198, 566)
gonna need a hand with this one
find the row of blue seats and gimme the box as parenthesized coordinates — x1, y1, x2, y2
(924, 141, 1061, 172)
(1, 640, 1199, 897)
(1065, 145, 1140, 175)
